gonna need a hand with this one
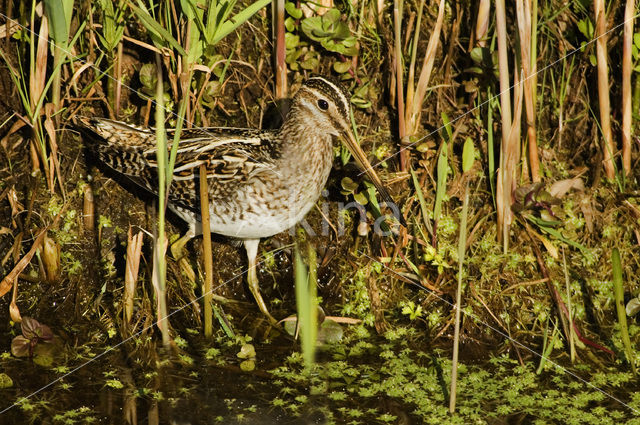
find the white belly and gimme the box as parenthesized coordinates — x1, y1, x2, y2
(170, 182, 322, 239)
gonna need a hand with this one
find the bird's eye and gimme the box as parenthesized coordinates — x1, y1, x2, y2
(317, 99, 329, 110)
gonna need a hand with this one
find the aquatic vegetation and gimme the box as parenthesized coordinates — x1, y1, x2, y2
(11, 317, 54, 358)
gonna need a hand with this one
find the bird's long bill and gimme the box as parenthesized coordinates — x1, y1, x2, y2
(341, 129, 406, 227)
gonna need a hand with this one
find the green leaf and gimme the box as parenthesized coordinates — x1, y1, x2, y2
(301, 8, 352, 44)
(139, 63, 157, 92)
(301, 16, 326, 41)
(462, 137, 475, 173)
(294, 244, 318, 372)
(285, 16, 296, 32)
(179, 0, 198, 20)
(612, 248, 636, 374)
(285, 1, 302, 19)
(364, 183, 390, 233)
(333, 61, 351, 73)
(300, 52, 318, 70)
(322, 8, 342, 25)
(434, 142, 448, 221)
(99, 0, 125, 51)
(331, 23, 351, 40)
(286, 48, 303, 65)
(285, 32, 299, 49)
(351, 97, 371, 109)
(577, 18, 593, 39)
(210, 0, 237, 42)
(410, 167, 431, 235)
(44, 0, 72, 43)
(341, 177, 359, 193)
(322, 39, 358, 56)
(469, 47, 485, 65)
(342, 36, 356, 47)
(441, 111, 452, 141)
(353, 191, 368, 205)
(130, 2, 187, 56)
(535, 222, 588, 255)
(211, 0, 271, 45)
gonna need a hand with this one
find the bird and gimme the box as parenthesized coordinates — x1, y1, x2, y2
(76, 76, 399, 324)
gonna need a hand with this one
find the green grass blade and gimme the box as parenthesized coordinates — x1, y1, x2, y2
(130, 2, 187, 56)
(295, 244, 317, 372)
(433, 141, 448, 222)
(211, 0, 271, 45)
(44, 0, 71, 44)
(612, 248, 636, 375)
(487, 89, 496, 207)
(410, 166, 433, 236)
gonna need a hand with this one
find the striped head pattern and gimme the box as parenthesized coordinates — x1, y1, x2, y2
(290, 76, 352, 137)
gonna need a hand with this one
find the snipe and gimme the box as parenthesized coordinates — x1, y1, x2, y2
(77, 76, 398, 323)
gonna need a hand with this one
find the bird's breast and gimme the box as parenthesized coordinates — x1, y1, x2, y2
(203, 136, 334, 239)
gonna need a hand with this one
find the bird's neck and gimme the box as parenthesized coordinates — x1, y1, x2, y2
(275, 109, 335, 191)
(277, 108, 334, 161)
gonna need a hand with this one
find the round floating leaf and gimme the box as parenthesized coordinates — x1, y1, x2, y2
(285, 1, 302, 19)
(139, 63, 157, 94)
(286, 48, 303, 64)
(33, 353, 54, 368)
(300, 53, 319, 70)
(341, 177, 358, 193)
(237, 343, 256, 359)
(626, 297, 640, 316)
(301, 16, 328, 41)
(0, 373, 13, 389)
(240, 360, 255, 372)
(285, 16, 296, 32)
(333, 61, 351, 73)
(317, 319, 343, 344)
(285, 32, 299, 49)
(416, 142, 430, 153)
(283, 316, 297, 336)
(353, 191, 368, 205)
(11, 335, 31, 357)
(21, 317, 53, 341)
(463, 79, 478, 93)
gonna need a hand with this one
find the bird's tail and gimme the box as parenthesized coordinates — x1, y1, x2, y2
(74, 116, 156, 177)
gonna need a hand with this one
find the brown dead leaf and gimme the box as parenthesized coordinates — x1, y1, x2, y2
(0, 227, 48, 298)
(0, 118, 28, 151)
(549, 177, 585, 198)
(30, 15, 49, 112)
(10, 279, 21, 323)
(44, 104, 65, 196)
(623, 200, 640, 220)
(579, 196, 595, 233)
(7, 187, 23, 228)
(530, 229, 559, 259)
(42, 233, 60, 283)
(83, 184, 94, 231)
(124, 228, 144, 323)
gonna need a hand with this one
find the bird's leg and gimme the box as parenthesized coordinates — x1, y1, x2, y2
(171, 228, 196, 284)
(171, 227, 195, 260)
(244, 239, 278, 324)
